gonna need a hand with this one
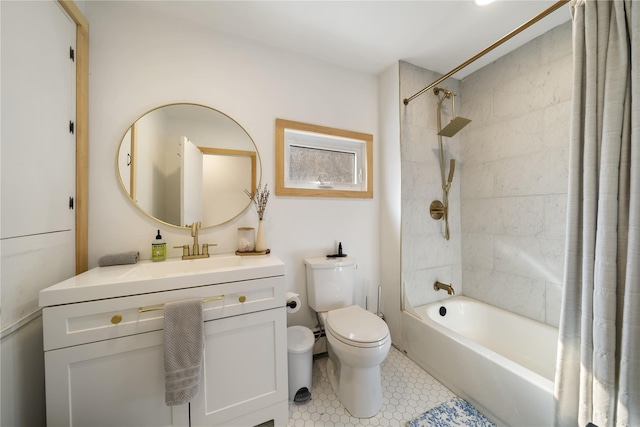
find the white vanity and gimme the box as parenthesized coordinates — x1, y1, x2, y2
(39, 254, 288, 427)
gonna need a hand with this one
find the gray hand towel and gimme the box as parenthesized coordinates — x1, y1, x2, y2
(164, 298, 204, 406)
(98, 251, 139, 267)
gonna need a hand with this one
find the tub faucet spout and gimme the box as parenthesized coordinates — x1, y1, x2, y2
(434, 281, 455, 295)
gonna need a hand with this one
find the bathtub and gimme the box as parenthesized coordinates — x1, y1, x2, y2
(402, 296, 558, 427)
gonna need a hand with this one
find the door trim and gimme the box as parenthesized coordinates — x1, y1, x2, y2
(58, 1, 88, 274)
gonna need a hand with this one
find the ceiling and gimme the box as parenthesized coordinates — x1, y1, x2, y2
(142, 0, 572, 78)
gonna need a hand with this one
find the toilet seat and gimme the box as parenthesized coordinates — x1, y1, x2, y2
(325, 305, 389, 348)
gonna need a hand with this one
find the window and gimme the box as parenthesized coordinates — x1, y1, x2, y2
(275, 119, 373, 198)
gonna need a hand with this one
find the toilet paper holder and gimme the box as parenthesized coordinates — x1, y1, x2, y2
(285, 291, 301, 313)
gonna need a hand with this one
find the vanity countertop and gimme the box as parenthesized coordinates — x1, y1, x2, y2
(39, 253, 284, 307)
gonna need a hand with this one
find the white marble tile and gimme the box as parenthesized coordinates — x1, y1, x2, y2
(543, 53, 574, 105)
(540, 21, 572, 66)
(492, 73, 541, 121)
(401, 161, 440, 200)
(461, 232, 493, 269)
(491, 109, 546, 160)
(405, 265, 463, 308)
(545, 282, 563, 328)
(460, 198, 496, 234)
(544, 194, 568, 239)
(460, 122, 501, 164)
(460, 88, 493, 127)
(461, 161, 494, 199)
(462, 267, 546, 322)
(493, 235, 544, 280)
(463, 34, 542, 101)
(460, 266, 493, 301)
(402, 199, 431, 235)
(493, 152, 549, 197)
(493, 196, 545, 237)
(401, 123, 436, 164)
(493, 235, 564, 284)
(540, 237, 565, 285)
(543, 147, 570, 195)
(493, 34, 543, 82)
(404, 230, 460, 271)
(543, 100, 572, 151)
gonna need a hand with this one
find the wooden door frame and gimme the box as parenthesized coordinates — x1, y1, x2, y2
(58, 1, 88, 274)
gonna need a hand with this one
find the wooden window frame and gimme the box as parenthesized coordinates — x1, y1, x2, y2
(275, 118, 373, 199)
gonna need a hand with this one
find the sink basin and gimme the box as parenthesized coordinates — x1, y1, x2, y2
(133, 255, 243, 278)
(39, 253, 284, 307)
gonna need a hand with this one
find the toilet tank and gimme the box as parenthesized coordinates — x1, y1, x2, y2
(304, 256, 355, 312)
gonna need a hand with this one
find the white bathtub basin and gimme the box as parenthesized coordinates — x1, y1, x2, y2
(39, 254, 284, 307)
(403, 296, 558, 427)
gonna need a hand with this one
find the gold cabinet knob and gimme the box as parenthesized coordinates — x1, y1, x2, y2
(111, 314, 123, 325)
(238, 295, 246, 303)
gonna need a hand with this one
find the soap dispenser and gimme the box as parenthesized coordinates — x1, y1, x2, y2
(152, 230, 166, 261)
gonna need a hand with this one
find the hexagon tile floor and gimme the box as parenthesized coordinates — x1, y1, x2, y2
(287, 346, 458, 427)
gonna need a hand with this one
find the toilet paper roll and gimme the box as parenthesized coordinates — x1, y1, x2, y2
(286, 292, 301, 314)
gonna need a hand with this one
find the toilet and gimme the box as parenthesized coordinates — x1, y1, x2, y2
(304, 256, 391, 418)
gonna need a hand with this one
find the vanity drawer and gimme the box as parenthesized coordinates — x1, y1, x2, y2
(43, 275, 284, 351)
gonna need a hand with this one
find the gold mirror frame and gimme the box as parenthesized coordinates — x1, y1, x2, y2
(275, 118, 373, 198)
(117, 103, 260, 229)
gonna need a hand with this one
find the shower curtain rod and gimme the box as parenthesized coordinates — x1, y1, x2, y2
(403, 0, 569, 105)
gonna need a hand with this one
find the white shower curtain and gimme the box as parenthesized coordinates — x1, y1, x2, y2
(555, 1, 639, 426)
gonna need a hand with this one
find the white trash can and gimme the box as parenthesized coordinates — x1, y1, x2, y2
(287, 325, 314, 403)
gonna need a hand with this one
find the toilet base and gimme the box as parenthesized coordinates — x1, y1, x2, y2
(325, 356, 383, 418)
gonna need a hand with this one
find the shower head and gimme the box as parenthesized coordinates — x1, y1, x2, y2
(434, 86, 472, 137)
(447, 159, 455, 185)
(438, 116, 472, 137)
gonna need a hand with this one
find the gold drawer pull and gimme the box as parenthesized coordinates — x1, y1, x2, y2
(111, 314, 123, 324)
(239, 295, 246, 303)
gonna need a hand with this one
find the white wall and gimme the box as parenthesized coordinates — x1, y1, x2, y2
(378, 64, 402, 345)
(86, 2, 380, 330)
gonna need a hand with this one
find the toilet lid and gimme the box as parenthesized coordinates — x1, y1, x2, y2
(326, 305, 389, 344)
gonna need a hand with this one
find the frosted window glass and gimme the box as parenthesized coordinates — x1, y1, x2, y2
(288, 146, 355, 185)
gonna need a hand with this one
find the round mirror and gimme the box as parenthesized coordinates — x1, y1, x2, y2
(117, 103, 260, 228)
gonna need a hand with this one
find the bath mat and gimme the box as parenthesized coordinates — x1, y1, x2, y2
(407, 397, 496, 427)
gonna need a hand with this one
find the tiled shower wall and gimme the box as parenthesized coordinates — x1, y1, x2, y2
(400, 63, 463, 309)
(400, 21, 572, 327)
(459, 21, 572, 327)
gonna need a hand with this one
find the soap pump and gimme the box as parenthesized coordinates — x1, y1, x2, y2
(152, 230, 166, 261)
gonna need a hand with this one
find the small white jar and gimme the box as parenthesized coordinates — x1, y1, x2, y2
(237, 227, 256, 252)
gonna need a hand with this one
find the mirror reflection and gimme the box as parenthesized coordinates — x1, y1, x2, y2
(117, 103, 259, 228)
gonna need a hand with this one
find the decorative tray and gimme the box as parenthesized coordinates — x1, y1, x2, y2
(235, 249, 270, 256)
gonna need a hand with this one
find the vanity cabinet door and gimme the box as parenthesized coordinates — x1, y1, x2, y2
(189, 307, 288, 427)
(44, 330, 188, 427)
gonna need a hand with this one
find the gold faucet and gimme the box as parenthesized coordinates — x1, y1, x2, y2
(434, 281, 455, 295)
(191, 221, 201, 256)
(174, 221, 217, 260)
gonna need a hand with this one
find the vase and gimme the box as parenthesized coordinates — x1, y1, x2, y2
(255, 219, 267, 252)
